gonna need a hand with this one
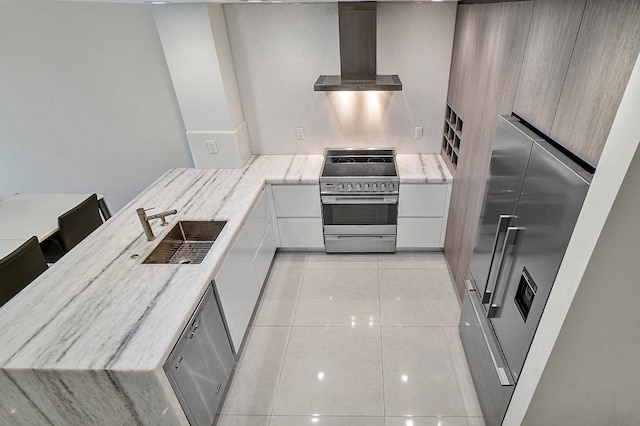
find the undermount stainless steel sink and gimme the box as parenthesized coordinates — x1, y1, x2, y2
(143, 220, 227, 265)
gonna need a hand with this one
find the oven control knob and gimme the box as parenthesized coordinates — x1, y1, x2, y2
(355, 183, 361, 190)
(380, 183, 386, 191)
(389, 182, 395, 190)
(372, 183, 378, 190)
(339, 182, 345, 190)
(364, 183, 370, 190)
(347, 183, 353, 190)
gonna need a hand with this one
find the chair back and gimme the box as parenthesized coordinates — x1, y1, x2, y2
(0, 236, 48, 307)
(58, 194, 103, 252)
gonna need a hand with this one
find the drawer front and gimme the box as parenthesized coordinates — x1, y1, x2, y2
(272, 184, 321, 217)
(398, 184, 447, 217)
(397, 217, 443, 248)
(277, 218, 324, 248)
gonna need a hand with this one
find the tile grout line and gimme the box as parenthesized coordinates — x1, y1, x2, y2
(377, 260, 387, 418)
(266, 252, 309, 423)
(226, 252, 477, 423)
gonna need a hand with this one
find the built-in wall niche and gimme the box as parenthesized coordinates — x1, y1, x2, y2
(442, 104, 462, 173)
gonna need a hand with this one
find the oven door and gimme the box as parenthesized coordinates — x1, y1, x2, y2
(321, 195, 398, 235)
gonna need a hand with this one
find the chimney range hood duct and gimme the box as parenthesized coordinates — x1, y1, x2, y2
(314, 2, 402, 92)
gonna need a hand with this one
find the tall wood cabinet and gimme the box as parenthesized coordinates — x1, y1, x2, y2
(444, 0, 640, 297)
(444, 1, 534, 296)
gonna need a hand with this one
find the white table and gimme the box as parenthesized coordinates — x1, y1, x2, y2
(0, 240, 25, 259)
(0, 193, 106, 258)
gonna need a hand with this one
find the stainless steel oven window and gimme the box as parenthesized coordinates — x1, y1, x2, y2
(322, 203, 398, 227)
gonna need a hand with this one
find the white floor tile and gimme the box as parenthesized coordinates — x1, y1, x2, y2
(294, 269, 380, 326)
(273, 252, 308, 270)
(306, 252, 378, 270)
(379, 270, 460, 326)
(254, 268, 304, 326)
(272, 327, 384, 416)
(216, 415, 271, 426)
(378, 252, 448, 270)
(381, 327, 482, 417)
(385, 417, 485, 426)
(221, 327, 290, 415)
(269, 415, 386, 426)
(220, 252, 483, 425)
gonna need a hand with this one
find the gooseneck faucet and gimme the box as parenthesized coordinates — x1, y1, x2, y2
(136, 207, 178, 241)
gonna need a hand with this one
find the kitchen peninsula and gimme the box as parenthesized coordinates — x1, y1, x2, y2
(0, 154, 451, 425)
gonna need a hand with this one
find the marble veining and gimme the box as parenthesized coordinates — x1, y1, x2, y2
(396, 154, 453, 183)
(0, 153, 447, 424)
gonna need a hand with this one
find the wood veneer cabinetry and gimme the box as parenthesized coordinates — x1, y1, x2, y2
(444, 2, 534, 297)
(444, 0, 640, 298)
(513, 0, 587, 135)
(549, 0, 640, 167)
(442, 105, 463, 172)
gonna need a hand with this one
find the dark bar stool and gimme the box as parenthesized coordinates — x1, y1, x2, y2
(0, 236, 48, 308)
(41, 194, 104, 263)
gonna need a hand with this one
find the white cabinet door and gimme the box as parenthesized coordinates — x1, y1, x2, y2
(272, 184, 321, 217)
(397, 218, 443, 249)
(277, 218, 324, 249)
(214, 220, 258, 353)
(398, 184, 447, 217)
(254, 221, 276, 287)
(215, 190, 277, 353)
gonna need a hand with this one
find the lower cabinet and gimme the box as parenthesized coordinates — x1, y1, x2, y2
(277, 218, 324, 249)
(164, 283, 235, 426)
(397, 217, 444, 248)
(271, 184, 324, 249)
(215, 190, 276, 353)
(397, 183, 451, 249)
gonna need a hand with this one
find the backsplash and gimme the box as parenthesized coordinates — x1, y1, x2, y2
(224, 3, 456, 155)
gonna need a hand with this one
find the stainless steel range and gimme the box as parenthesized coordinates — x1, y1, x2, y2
(320, 148, 399, 253)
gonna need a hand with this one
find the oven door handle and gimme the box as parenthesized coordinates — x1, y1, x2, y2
(321, 195, 398, 205)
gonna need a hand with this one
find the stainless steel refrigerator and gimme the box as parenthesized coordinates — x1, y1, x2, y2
(459, 115, 592, 425)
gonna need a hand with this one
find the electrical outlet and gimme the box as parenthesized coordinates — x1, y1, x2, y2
(415, 127, 424, 139)
(206, 139, 218, 154)
(296, 127, 305, 140)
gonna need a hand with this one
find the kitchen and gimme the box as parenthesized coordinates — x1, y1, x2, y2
(1, 0, 640, 425)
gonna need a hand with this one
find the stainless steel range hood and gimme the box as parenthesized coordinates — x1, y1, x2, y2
(314, 2, 402, 92)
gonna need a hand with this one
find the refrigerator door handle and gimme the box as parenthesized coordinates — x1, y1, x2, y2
(483, 214, 515, 303)
(488, 226, 520, 318)
(465, 281, 515, 387)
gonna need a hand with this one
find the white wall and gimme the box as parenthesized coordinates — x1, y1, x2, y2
(0, 0, 192, 212)
(153, 3, 252, 169)
(224, 3, 456, 154)
(504, 49, 640, 425)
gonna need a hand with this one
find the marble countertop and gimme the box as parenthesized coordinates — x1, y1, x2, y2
(396, 154, 453, 183)
(0, 154, 450, 373)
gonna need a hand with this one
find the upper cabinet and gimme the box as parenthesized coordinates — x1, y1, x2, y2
(447, 6, 475, 120)
(513, 0, 587, 135)
(549, 0, 640, 167)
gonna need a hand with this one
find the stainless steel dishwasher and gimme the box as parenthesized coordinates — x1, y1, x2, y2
(164, 282, 236, 426)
